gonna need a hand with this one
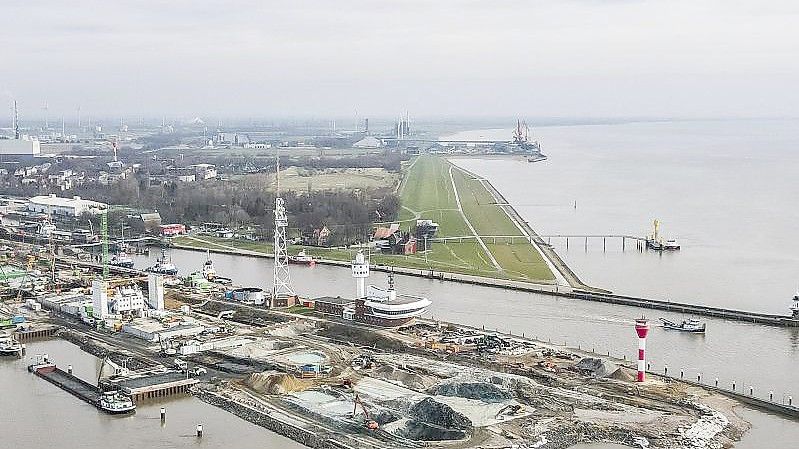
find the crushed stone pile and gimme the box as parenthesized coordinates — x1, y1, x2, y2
(429, 381, 512, 403)
(244, 371, 311, 394)
(373, 365, 439, 391)
(575, 357, 621, 378)
(409, 397, 473, 430)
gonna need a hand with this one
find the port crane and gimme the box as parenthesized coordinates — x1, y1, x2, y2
(352, 394, 379, 430)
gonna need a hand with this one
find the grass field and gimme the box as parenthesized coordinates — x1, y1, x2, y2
(173, 155, 553, 282)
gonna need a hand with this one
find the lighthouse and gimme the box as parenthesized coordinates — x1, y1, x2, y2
(352, 251, 370, 298)
(634, 318, 650, 382)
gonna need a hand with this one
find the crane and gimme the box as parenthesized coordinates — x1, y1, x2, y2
(352, 394, 379, 430)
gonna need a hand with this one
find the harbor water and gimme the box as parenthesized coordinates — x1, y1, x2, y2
(0, 339, 305, 449)
(444, 119, 799, 315)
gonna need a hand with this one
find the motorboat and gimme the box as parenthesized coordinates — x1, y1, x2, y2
(289, 250, 315, 265)
(663, 239, 681, 250)
(98, 390, 136, 414)
(660, 317, 706, 333)
(109, 253, 134, 269)
(0, 333, 23, 357)
(201, 250, 216, 280)
(791, 289, 799, 318)
(146, 248, 178, 275)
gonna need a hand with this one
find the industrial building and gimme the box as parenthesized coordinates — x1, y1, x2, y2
(26, 194, 107, 217)
(0, 136, 41, 157)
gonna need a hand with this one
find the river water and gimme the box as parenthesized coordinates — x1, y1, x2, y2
(0, 339, 305, 449)
(443, 119, 799, 316)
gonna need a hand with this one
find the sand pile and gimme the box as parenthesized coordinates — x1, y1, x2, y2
(409, 397, 472, 430)
(244, 371, 311, 394)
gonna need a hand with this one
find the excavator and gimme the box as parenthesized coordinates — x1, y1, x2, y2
(352, 394, 379, 430)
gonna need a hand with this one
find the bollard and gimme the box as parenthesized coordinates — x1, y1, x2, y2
(647, 362, 651, 371)
(196, 424, 203, 438)
(769, 391, 773, 401)
(697, 373, 701, 383)
(789, 396, 793, 406)
(623, 354, 626, 361)
(664, 365, 668, 376)
(732, 381, 736, 392)
(67, 365, 73, 375)
(749, 386, 753, 396)
(680, 369, 684, 379)
(160, 407, 166, 421)
(715, 378, 719, 387)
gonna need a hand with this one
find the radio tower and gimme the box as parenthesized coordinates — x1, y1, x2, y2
(272, 148, 294, 302)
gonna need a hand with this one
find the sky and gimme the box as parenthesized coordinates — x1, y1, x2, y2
(1, 0, 798, 120)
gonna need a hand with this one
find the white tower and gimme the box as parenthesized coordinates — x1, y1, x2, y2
(147, 273, 165, 311)
(92, 279, 109, 320)
(272, 149, 294, 300)
(352, 251, 370, 298)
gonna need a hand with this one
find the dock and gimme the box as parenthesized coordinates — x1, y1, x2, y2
(31, 365, 101, 406)
(100, 367, 198, 402)
(15, 325, 60, 341)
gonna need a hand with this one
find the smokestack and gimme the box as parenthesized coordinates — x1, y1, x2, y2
(13, 100, 20, 139)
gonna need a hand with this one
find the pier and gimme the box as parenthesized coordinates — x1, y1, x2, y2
(100, 368, 198, 402)
(15, 325, 60, 342)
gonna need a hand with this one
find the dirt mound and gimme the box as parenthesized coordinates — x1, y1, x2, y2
(373, 365, 438, 391)
(575, 357, 619, 378)
(244, 372, 310, 394)
(609, 366, 636, 382)
(429, 381, 512, 403)
(409, 397, 472, 430)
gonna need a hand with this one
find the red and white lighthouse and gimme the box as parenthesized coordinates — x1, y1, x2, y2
(634, 318, 650, 382)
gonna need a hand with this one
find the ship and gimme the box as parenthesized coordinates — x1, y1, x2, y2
(646, 219, 680, 251)
(312, 251, 432, 327)
(201, 250, 216, 280)
(659, 317, 706, 333)
(109, 253, 134, 269)
(288, 250, 316, 266)
(791, 289, 799, 318)
(513, 119, 547, 162)
(0, 332, 23, 356)
(146, 248, 178, 276)
(98, 390, 136, 414)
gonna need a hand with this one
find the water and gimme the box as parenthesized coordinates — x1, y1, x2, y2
(0, 339, 305, 449)
(443, 119, 799, 315)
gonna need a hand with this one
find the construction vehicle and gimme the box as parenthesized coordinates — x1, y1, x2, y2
(352, 394, 379, 430)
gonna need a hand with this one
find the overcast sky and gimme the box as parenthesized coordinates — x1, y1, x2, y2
(1, 1, 798, 120)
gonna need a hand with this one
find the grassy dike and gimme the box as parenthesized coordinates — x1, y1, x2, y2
(174, 155, 554, 283)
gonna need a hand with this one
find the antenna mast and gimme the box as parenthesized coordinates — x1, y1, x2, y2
(13, 100, 20, 139)
(272, 147, 294, 302)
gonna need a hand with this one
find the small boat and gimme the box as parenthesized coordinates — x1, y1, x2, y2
(109, 253, 134, 269)
(660, 317, 706, 333)
(98, 390, 136, 414)
(791, 289, 799, 318)
(0, 333, 23, 357)
(289, 250, 315, 265)
(146, 248, 178, 275)
(664, 239, 680, 250)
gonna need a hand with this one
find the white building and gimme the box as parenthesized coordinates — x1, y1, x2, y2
(0, 136, 41, 156)
(353, 136, 382, 149)
(27, 194, 107, 217)
(190, 163, 217, 180)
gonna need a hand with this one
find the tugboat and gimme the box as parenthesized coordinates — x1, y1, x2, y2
(146, 248, 178, 276)
(791, 289, 799, 319)
(659, 317, 706, 333)
(288, 250, 315, 266)
(0, 333, 23, 357)
(98, 390, 136, 414)
(201, 250, 217, 280)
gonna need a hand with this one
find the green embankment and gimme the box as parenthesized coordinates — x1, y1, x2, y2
(174, 155, 553, 283)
